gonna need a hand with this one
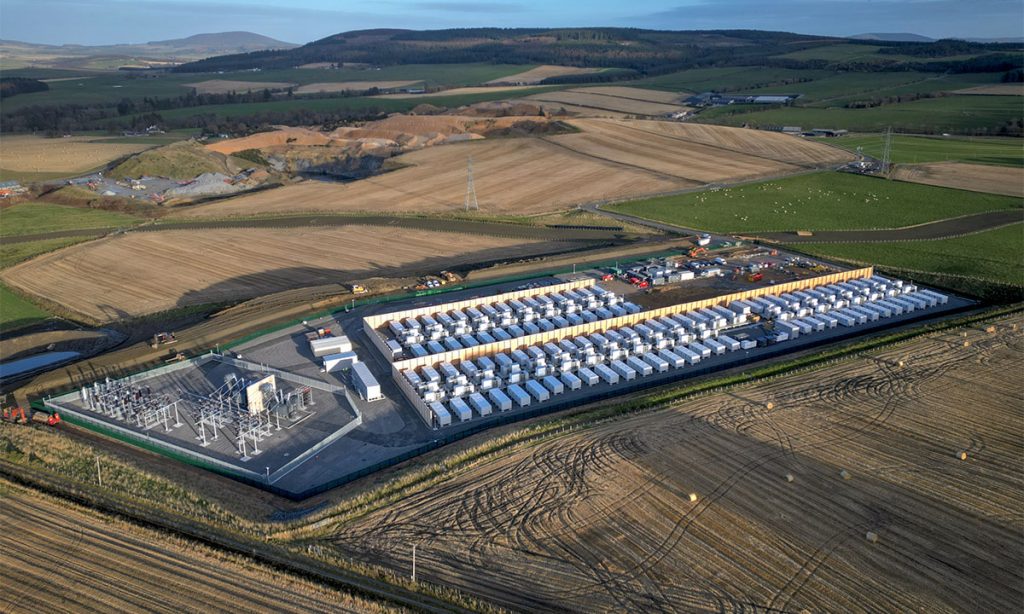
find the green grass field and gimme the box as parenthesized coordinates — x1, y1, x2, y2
(835, 134, 1024, 166)
(0, 283, 50, 332)
(697, 95, 1022, 135)
(772, 43, 985, 64)
(0, 236, 96, 332)
(792, 222, 1024, 286)
(0, 236, 92, 268)
(1, 64, 537, 112)
(0, 202, 139, 237)
(633, 66, 833, 93)
(608, 172, 1022, 233)
(732, 72, 1001, 106)
(150, 86, 555, 121)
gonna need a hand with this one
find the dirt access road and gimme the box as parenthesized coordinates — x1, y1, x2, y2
(314, 316, 1024, 612)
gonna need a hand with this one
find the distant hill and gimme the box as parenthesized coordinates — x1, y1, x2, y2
(142, 32, 297, 53)
(0, 32, 297, 69)
(172, 28, 843, 73)
(851, 33, 936, 42)
(171, 28, 1023, 78)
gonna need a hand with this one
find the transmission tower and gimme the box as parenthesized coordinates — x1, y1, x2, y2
(464, 156, 479, 212)
(880, 126, 893, 178)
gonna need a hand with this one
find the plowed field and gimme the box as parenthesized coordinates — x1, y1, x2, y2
(0, 226, 566, 322)
(0, 482, 396, 613)
(313, 317, 1024, 613)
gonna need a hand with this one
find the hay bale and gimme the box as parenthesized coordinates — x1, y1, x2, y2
(765, 401, 775, 410)
(785, 473, 795, 483)
(839, 469, 851, 480)
(865, 531, 879, 543)
(957, 451, 968, 461)
(985, 325, 996, 334)
(688, 492, 699, 503)
(896, 360, 904, 368)
(963, 340, 971, 348)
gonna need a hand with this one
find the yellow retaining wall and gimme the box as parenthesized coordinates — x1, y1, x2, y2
(393, 267, 873, 370)
(362, 278, 596, 329)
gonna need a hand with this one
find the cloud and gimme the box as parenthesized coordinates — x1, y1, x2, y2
(412, 2, 523, 12)
(630, 0, 1024, 38)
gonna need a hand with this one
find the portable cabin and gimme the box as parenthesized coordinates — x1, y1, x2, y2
(642, 352, 669, 373)
(559, 371, 583, 391)
(675, 345, 701, 365)
(594, 364, 619, 385)
(542, 375, 565, 395)
(703, 338, 726, 355)
(626, 355, 653, 377)
(833, 310, 857, 327)
(577, 367, 600, 386)
(429, 402, 452, 427)
(658, 348, 686, 368)
(506, 384, 531, 407)
(524, 379, 550, 402)
(717, 335, 740, 351)
(468, 392, 492, 417)
(689, 342, 712, 359)
(446, 398, 471, 422)
(487, 388, 513, 411)
(610, 360, 637, 381)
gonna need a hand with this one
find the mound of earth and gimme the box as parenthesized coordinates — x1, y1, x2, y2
(109, 140, 248, 180)
(455, 100, 549, 117)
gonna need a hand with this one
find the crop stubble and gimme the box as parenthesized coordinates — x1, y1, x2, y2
(316, 317, 1024, 613)
(0, 135, 156, 174)
(0, 226, 566, 322)
(178, 119, 848, 219)
(0, 485, 395, 613)
(893, 162, 1024, 198)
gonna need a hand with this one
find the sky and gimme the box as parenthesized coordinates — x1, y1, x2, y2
(1, 0, 1021, 46)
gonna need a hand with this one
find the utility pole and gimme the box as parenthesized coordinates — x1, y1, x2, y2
(95, 455, 103, 488)
(412, 544, 417, 583)
(881, 126, 893, 179)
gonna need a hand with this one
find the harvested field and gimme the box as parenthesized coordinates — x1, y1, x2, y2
(0, 226, 569, 322)
(552, 118, 800, 182)
(0, 482, 397, 613)
(185, 79, 296, 94)
(0, 135, 154, 175)
(293, 80, 421, 94)
(893, 162, 1024, 198)
(373, 85, 544, 99)
(526, 89, 690, 116)
(572, 86, 685, 104)
(951, 84, 1024, 95)
(314, 316, 1024, 613)
(177, 118, 850, 219)
(516, 100, 630, 118)
(486, 65, 604, 84)
(174, 137, 693, 218)
(610, 119, 855, 167)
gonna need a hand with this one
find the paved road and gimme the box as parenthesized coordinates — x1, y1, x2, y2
(751, 209, 1024, 244)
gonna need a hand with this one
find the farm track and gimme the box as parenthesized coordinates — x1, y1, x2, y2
(4, 213, 626, 245)
(313, 315, 1024, 613)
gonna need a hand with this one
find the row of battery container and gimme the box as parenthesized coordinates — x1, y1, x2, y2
(737, 275, 948, 343)
(403, 308, 758, 428)
(402, 275, 948, 427)
(384, 285, 642, 358)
